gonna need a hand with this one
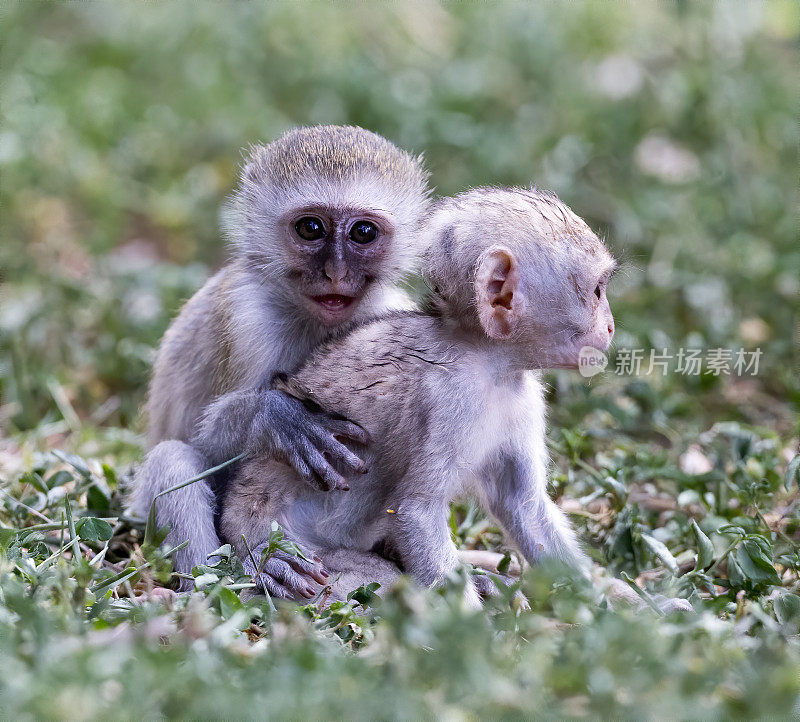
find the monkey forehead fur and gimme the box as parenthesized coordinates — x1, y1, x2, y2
(422, 187, 615, 312)
(224, 126, 431, 285)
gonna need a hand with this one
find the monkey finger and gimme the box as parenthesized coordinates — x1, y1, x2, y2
(261, 557, 318, 599)
(256, 573, 294, 601)
(273, 550, 329, 585)
(284, 449, 328, 491)
(318, 435, 368, 476)
(321, 418, 371, 446)
(303, 448, 350, 492)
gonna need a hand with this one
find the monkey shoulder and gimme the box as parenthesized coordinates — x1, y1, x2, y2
(305, 311, 447, 375)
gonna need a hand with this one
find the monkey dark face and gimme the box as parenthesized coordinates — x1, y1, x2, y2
(228, 127, 430, 326)
(281, 205, 396, 326)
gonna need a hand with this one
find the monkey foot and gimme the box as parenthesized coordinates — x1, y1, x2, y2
(251, 551, 330, 601)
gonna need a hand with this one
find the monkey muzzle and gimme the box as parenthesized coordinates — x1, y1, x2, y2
(306, 292, 361, 325)
(312, 294, 355, 311)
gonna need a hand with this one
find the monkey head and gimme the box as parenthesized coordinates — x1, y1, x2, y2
(424, 187, 616, 370)
(225, 125, 431, 326)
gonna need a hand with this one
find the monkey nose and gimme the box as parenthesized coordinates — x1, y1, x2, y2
(324, 260, 348, 284)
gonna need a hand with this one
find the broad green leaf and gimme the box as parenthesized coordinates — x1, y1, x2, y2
(20, 471, 48, 494)
(727, 552, 745, 588)
(75, 517, 113, 542)
(719, 525, 747, 539)
(348, 582, 381, 607)
(217, 586, 244, 619)
(86, 484, 110, 512)
(774, 592, 800, 629)
(641, 533, 679, 574)
(268, 522, 284, 547)
(208, 544, 232, 560)
(0, 528, 16, 551)
(690, 520, 714, 570)
(275, 539, 302, 556)
(46, 470, 74, 489)
(194, 573, 220, 589)
(735, 542, 781, 585)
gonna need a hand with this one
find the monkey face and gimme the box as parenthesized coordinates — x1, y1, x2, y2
(513, 251, 616, 370)
(537, 262, 615, 369)
(280, 205, 396, 326)
(227, 127, 431, 325)
(425, 186, 617, 373)
(472, 236, 615, 371)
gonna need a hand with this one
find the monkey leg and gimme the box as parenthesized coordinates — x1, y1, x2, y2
(317, 548, 402, 603)
(131, 440, 222, 591)
(219, 473, 330, 601)
(484, 453, 591, 576)
(459, 549, 522, 576)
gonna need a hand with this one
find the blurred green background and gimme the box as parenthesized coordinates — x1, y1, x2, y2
(1, 5, 799, 718)
(1, 0, 797, 433)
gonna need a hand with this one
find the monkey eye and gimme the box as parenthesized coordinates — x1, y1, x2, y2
(349, 220, 379, 244)
(295, 216, 326, 241)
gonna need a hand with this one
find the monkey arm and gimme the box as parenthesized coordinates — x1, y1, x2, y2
(191, 387, 370, 492)
(388, 494, 480, 607)
(481, 451, 591, 576)
(483, 454, 693, 612)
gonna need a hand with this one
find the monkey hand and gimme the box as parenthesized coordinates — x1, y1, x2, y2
(247, 389, 370, 492)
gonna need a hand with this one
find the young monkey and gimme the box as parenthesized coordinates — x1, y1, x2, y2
(131, 126, 430, 591)
(219, 187, 617, 604)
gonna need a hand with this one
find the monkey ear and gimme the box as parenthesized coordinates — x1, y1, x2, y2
(474, 247, 522, 339)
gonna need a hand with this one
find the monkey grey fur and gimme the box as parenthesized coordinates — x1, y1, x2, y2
(130, 126, 431, 590)
(219, 187, 618, 605)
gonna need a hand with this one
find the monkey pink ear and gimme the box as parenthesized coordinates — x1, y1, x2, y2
(474, 247, 522, 339)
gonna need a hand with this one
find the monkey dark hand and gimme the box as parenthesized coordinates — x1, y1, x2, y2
(247, 389, 370, 492)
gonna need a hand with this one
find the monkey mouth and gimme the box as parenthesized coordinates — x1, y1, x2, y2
(311, 294, 355, 310)
(309, 293, 360, 324)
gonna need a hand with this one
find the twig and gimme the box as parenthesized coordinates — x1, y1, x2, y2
(0, 487, 53, 523)
(153, 454, 244, 501)
(754, 504, 798, 550)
